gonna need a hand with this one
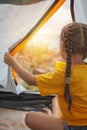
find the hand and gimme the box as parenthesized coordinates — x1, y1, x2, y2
(4, 52, 16, 67)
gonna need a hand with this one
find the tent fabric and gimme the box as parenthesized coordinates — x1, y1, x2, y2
(0, 91, 53, 111)
(0, 108, 30, 130)
(0, 0, 87, 93)
(74, 0, 87, 24)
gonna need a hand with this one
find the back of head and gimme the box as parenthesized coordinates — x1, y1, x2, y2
(60, 22, 87, 111)
(60, 22, 87, 59)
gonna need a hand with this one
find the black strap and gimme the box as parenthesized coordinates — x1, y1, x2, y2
(70, 0, 75, 22)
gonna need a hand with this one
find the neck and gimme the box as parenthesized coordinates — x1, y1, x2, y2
(72, 54, 84, 65)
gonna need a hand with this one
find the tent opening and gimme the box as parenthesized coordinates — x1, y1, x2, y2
(15, 0, 72, 91)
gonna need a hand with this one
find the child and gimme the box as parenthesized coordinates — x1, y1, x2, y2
(4, 22, 87, 130)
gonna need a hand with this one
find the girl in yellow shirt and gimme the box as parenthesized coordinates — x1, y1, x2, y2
(4, 22, 87, 130)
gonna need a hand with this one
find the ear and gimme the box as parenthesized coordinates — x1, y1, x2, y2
(60, 42, 66, 52)
(60, 42, 66, 61)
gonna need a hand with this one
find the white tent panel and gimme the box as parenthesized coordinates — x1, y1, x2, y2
(75, 0, 87, 24)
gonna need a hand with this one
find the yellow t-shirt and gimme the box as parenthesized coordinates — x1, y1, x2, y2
(36, 62, 87, 126)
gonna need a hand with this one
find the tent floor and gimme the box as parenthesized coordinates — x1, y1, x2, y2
(0, 108, 31, 130)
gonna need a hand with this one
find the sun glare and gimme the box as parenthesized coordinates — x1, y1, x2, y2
(26, 28, 58, 49)
(26, 0, 71, 50)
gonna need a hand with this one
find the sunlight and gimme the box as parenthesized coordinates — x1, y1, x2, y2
(26, 0, 72, 51)
(26, 28, 57, 49)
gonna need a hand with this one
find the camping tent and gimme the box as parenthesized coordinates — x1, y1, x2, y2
(0, 0, 87, 93)
(0, 0, 87, 129)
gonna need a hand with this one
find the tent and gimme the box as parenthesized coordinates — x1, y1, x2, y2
(0, 0, 87, 109)
(0, 0, 87, 108)
(0, 0, 87, 110)
(0, 0, 87, 92)
(0, 0, 87, 93)
(0, 0, 87, 129)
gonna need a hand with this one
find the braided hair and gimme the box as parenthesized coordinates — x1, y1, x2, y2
(60, 22, 87, 110)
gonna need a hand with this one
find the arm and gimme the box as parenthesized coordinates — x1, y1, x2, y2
(42, 96, 61, 118)
(52, 96, 60, 117)
(4, 52, 37, 86)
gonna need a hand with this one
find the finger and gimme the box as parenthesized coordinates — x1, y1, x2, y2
(43, 108, 52, 115)
(3, 52, 8, 63)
